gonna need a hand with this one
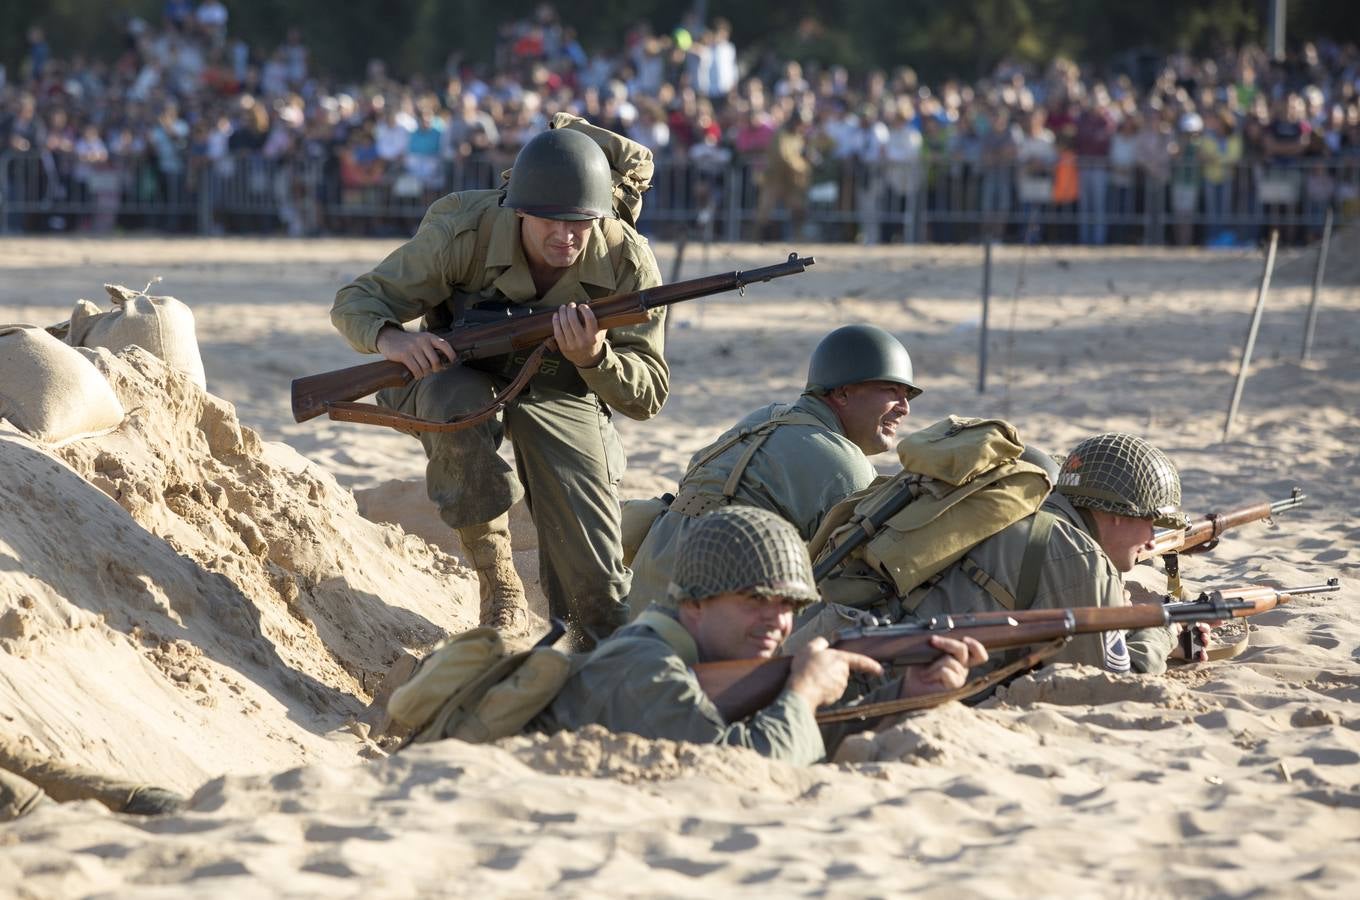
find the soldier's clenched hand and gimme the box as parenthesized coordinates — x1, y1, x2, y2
(552, 302, 607, 368)
(900, 635, 988, 697)
(376, 326, 457, 379)
(787, 637, 884, 711)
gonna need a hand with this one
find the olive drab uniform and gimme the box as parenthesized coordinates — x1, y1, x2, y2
(331, 190, 667, 642)
(806, 491, 1176, 675)
(626, 393, 876, 617)
(530, 611, 828, 765)
(755, 123, 812, 240)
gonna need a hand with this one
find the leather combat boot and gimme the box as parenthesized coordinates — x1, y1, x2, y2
(457, 513, 530, 638)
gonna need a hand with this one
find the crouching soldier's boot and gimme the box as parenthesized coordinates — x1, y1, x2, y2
(457, 513, 530, 637)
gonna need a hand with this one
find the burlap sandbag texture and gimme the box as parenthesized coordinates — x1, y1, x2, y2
(63, 283, 207, 389)
(0, 325, 125, 445)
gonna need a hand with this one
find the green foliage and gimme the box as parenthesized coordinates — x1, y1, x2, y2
(3, 0, 1358, 86)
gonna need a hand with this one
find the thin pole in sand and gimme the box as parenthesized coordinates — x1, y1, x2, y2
(1300, 205, 1333, 363)
(979, 240, 993, 393)
(1223, 229, 1279, 441)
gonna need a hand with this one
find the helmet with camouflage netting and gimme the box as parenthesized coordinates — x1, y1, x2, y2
(805, 324, 922, 399)
(667, 506, 820, 608)
(504, 127, 615, 221)
(1056, 433, 1186, 528)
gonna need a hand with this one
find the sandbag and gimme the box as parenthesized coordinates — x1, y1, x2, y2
(0, 325, 125, 445)
(63, 283, 207, 389)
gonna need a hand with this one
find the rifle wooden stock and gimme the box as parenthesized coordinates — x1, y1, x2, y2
(696, 578, 1340, 723)
(1137, 489, 1305, 562)
(293, 254, 814, 424)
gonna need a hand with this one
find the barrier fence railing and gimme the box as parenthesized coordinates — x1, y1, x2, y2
(2, 150, 1354, 245)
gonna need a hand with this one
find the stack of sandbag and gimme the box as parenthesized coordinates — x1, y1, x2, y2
(61, 283, 206, 389)
(0, 325, 125, 446)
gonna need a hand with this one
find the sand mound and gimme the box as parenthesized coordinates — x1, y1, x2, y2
(0, 348, 477, 788)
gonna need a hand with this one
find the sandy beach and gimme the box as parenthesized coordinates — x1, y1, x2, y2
(1, 235, 1357, 897)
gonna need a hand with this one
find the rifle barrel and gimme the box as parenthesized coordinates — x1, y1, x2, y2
(1137, 490, 1307, 562)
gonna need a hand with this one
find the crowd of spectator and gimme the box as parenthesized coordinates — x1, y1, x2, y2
(3, 2, 1359, 245)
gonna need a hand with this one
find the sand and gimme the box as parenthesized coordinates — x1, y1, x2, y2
(0, 235, 1356, 896)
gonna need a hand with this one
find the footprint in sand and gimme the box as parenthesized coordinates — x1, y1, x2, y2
(1313, 549, 1348, 563)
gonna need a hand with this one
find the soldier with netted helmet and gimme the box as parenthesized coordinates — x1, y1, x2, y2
(331, 117, 667, 651)
(532, 506, 985, 764)
(626, 323, 920, 616)
(801, 432, 1202, 677)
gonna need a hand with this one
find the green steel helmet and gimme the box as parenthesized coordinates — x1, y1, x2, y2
(667, 506, 820, 608)
(805, 324, 922, 399)
(503, 127, 615, 221)
(1056, 433, 1186, 528)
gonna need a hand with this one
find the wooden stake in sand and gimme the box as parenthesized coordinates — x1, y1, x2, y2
(979, 240, 993, 393)
(1223, 229, 1279, 441)
(1300, 206, 1333, 363)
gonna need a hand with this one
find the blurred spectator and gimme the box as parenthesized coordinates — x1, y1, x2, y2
(755, 110, 811, 241)
(196, 1, 229, 50)
(1074, 91, 1115, 244)
(1016, 109, 1056, 241)
(883, 98, 924, 242)
(1134, 109, 1173, 243)
(979, 106, 1018, 240)
(1199, 109, 1242, 242)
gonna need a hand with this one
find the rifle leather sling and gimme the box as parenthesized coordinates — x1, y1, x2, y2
(325, 344, 548, 433)
(814, 638, 1068, 725)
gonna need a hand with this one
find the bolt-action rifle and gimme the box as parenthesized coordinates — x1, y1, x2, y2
(1137, 488, 1306, 593)
(693, 579, 1340, 725)
(291, 253, 815, 433)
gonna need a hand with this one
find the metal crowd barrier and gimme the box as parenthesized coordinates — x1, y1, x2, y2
(2, 150, 1354, 245)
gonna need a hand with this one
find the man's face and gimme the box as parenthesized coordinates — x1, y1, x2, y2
(826, 380, 912, 455)
(517, 211, 594, 272)
(679, 592, 796, 662)
(1093, 511, 1156, 573)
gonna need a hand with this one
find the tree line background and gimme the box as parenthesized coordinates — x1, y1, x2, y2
(4, 0, 1358, 86)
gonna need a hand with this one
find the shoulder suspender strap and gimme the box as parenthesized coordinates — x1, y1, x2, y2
(959, 509, 1056, 612)
(719, 410, 827, 499)
(722, 428, 777, 499)
(1014, 510, 1056, 610)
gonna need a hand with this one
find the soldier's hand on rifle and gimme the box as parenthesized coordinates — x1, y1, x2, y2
(376, 326, 457, 379)
(787, 637, 883, 711)
(551, 302, 607, 368)
(900, 635, 989, 697)
(1173, 621, 1216, 663)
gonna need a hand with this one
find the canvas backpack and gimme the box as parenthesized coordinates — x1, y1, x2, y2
(388, 624, 572, 746)
(809, 416, 1054, 611)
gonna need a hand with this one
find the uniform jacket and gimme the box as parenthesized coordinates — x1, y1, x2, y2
(628, 393, 876, 613)
(331, 190, 668, 420)
(903, 492, 1176, 674)
(532, 611, 827, 765)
